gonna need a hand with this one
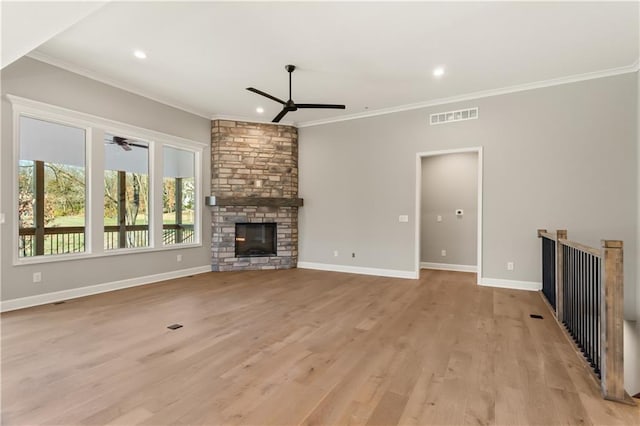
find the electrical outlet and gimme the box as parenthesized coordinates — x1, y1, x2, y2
(333, 250, 338, 257)
(507, 262, 514, 271)
(398, 215, 409, 223)
(33, 272, 42, 283)
(0, 213, 5, 224)
(177, 254, 183, 262)
(441, 250, 446, 257)
(352, 252, 356, 258)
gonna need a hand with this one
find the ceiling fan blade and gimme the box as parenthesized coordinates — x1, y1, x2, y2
(246, 87, 286, 105)
(272, 108, 289, 123)
(295, 104, 346, 109)
(127, 142, 149, 149)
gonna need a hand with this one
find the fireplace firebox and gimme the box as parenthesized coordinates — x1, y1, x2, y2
(235, 223, 277, 257)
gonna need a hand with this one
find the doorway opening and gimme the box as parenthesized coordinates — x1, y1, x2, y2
(414, 147, 483, 282)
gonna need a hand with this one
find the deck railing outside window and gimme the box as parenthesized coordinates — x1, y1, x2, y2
(19, 224, 195, 257)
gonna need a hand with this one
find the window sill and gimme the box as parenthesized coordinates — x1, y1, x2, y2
(13, 242, 203, 266)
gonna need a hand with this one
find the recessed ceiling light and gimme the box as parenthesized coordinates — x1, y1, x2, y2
(433, 66, 445, 77)
(133, 50, 147, 59)
(256, 107, 264, 114)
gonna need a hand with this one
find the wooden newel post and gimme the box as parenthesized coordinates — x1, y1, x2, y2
(600, 240, 625, 402)
(556, 230, 567, 321)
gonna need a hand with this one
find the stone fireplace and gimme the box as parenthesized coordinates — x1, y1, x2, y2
(208, 120, 302, 271)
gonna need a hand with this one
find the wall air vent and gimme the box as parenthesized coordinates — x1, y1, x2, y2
(429, 107, 478, 125)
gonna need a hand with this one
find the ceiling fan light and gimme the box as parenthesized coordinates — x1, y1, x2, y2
(133, 50, 147, 59)
(256, 107, 264, 114)
(433, 66, 445, 77)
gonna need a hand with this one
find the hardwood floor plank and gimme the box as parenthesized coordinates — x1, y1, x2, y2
(2, 269, 638, 425)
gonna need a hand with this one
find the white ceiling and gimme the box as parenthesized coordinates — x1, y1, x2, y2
(19, 2, 640, 125)
(0, 1, 107, 68)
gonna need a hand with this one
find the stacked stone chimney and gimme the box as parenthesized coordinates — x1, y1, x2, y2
(210, 120, 300, 271)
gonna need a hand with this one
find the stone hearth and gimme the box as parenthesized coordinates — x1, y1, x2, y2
(210, 120, 299, 271)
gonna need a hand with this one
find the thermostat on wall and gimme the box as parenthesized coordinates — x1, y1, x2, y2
(455, 209, 464, 216)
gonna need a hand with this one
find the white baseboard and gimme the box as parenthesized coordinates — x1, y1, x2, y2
(420, 262, 477, 273)
(297, 262, 418, 279)
(479, 277, 542, 291)
(1, 265, 211, 312)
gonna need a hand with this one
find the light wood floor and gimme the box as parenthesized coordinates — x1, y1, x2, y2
(2, 269, 638, 425)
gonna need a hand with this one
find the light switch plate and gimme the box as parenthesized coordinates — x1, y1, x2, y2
(399, 215, 409, 223)
(437, 215, 442, 222)
(0, 213, 5, 224)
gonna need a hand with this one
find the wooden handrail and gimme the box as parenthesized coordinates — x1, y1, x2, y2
(537, 229, 556, 240)
(558, 238, 602, 258)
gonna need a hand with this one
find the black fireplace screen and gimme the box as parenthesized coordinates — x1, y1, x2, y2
(235, 223, 277, 257)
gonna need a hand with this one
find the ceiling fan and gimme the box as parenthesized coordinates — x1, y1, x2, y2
(247, 65, 346, 123)
(105, 136, 148, 151)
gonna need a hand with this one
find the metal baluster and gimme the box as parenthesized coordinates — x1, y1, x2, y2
(564, 245, 568, 327)
(577, 249, 581, 348)
(573, 249, 580, 342)
(570, 247, 574, 336)
(576, 248, 580, 343)
(588, 253, 591, 358)
(567, 247, 571, 333)
(580, 251, 585, 353)
(571, 247, 575, 337)
(595, 258, 601, 376)
(592, 254, 597, 367)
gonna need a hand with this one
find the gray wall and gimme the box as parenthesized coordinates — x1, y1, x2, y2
(299, 72, 638, 319)
(1, 57, 212, 301)
(420, 152, 477, 266)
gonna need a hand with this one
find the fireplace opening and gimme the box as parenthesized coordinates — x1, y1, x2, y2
(235, 223, 277, 257)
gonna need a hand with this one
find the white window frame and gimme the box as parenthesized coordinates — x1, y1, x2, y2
(161, 143, 201, 248)
(8, 95, 206, 266)
(102, 128, 154, 252)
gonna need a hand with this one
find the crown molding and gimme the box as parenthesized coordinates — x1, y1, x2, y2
(26, 51, 212, 120)
(296, 60, 640, 128)
(26, 51, 640, 129)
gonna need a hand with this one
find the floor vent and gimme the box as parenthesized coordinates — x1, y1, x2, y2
(167, 324, 183, 330)
(52, 301, 65, 305)
(530, 314, 544, 319)
(430, 107, 478, 125)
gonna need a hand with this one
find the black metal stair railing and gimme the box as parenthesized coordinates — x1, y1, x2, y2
(537, 229, 628, 404)
(541, 235, 556, 310)
(563, 244, 600, 377)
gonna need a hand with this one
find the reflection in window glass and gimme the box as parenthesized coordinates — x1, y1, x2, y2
(163, 146, 195, 245)
(103, 135, 150, 249)
(18, 116, 86, 257)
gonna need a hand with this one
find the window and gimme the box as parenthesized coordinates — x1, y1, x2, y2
(163, 146, 195, 245)
(11, 95, 204, 264)
(18, 116, 86, 257)
(104, 135, 150, 249)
